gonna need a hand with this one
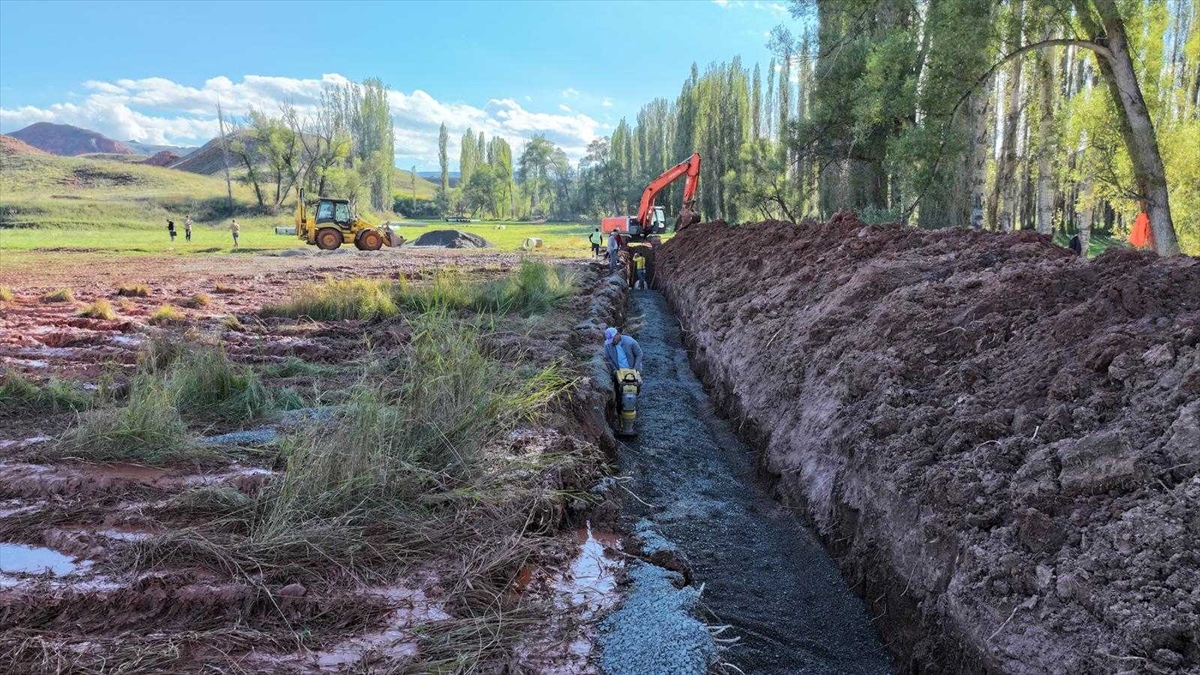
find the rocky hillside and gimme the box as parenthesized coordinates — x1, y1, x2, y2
(7, 122, 133, 156)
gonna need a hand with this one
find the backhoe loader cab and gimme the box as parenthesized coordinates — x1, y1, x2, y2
(295, 189, 403, 251)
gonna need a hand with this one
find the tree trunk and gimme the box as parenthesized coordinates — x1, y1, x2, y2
(1035, 29, 1057, 235)
(994, 0, 1024, 232)
(1078, 172, 1094, 258)
(967, 86, 991, 229)
(1085, 0, 1181, 254)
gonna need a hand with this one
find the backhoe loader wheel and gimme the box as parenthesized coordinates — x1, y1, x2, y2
(316, 228, 342, 250)
(357, 229, 384, 251)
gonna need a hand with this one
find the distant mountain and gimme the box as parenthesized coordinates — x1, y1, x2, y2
(418, 170, 460, 188)
(141, 150, 181, 167)
(8, 122, 133, 156)
(0, 134, 50, 156)
(168, 132, 254, 175)
(124, 140, 197, 157)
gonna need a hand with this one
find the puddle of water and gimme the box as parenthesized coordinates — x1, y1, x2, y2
(0, 436, 52, 450)
(86, 463, 172, 481)
(110, 335, 143, 348)
(0, 542, 90, 575)
(97, 527, 153, 542)
(557, 522, 622, 618)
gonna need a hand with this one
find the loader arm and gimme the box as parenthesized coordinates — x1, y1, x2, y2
(635, 153, 701, 226)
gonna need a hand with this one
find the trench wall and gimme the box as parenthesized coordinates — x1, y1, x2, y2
(655, 217, 1200, 674)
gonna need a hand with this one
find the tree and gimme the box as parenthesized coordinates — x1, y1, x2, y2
(519, 135, 555, 214)
(438, 123, 449, 214)
(462, 164, 500, 217)
(460, 128, 478, 188)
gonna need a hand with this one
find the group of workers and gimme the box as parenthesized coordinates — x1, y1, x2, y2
(589, 227, 648, 288)
(165, 217, 241, 248)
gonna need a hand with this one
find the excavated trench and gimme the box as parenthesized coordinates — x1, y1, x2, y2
(616, 289, 891, 674)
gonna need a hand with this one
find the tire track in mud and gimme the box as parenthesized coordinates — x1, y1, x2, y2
(620, 289, 891, 675)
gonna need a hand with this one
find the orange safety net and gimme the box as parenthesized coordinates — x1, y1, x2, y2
(1129, 212, 1153, 249)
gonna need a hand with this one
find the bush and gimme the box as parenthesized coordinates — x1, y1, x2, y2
(41, 288, 74, 303)
(117, 284, 150, 297)
(262, 278, 398, 321)
(182, 293, 211, 308)
(168, 347, 271, 422)
(262, 313, 570, 520)
(78, 298, 117, 320)
(0, 370, 91, 413)
(149, 304, 185, 324)
(56, 375, 198, 464)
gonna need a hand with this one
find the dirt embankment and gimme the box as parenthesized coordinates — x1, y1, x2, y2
(656, 215, 1200, 674)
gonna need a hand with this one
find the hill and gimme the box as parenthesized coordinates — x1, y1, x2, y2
(0, 134, 50, 156)
(124, 140, 197, 156)
(418, 170, 461, 188)
(393, 167, 439, 200)
(8, 122, 134, 156)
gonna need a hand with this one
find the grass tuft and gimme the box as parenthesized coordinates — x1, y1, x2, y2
(182, 293, 211, 308)
(221, 315, 244, 331)
(55, 375, 200, 464)
(41, 288, 74, 303)
(0, 287, 13, 303)
(149, 304, 185, 325)
(260, 358, 322, 378)
(168, 346, 271, 422)
(0, 370, 91, 413)
(78, 298, 117, 320)
(117, 284, 150, 297)
(262, 278, 398, 321)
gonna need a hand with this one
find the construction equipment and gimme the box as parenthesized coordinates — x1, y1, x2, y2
(295, 189, 403, 251)
(601, 152, 702, 244)
(614, 368, 641, 436)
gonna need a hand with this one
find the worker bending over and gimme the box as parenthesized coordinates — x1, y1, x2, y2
(604, 326, 643, 375)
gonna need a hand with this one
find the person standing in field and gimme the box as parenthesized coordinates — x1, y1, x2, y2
(589, 228, 603, 257)
(184, 216, 193, 242)
(167, 220, 176, 242)
(1129, 200, 1154, 251)
(230, 219, 240, 249)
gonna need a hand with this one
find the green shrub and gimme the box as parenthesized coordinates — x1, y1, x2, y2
(0, 370, 91, 413)
(149, 304, 185, 324)
(78, 298, 117, 320)
(262, 278, 397, 321)
(168, 347, 271, 422)
(41, 288, 74, 303)
(55, 375, 198, 464)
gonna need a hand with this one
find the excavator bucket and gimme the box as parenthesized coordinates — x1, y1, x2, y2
(675, 207, 700, 231)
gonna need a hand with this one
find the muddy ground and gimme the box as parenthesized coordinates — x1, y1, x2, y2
(657, 216, 1200, 674)
(0, 249, 628, 673)
(606, 288, 891, 675)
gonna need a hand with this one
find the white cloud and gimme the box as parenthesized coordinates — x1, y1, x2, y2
(712, 0, 732, 7)
(601, 97, 613, 107)
(560, 87, 580, 98)
(558, 104, 573, 112)
(0, 73, 603, 166)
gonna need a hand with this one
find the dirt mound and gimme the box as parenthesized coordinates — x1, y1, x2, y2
(413, 229, 490, 248)
(656, 214, 1200, 674)
(0, 135, 49, 156)
(140, 150, 179, 167)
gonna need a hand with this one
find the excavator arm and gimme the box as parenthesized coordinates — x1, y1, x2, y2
(635, 153, 701, 228)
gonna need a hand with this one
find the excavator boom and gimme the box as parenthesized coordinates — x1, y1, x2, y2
(636, 153, 701, 227)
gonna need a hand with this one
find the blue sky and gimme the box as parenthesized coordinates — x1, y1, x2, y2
(0, 0, 793, 169)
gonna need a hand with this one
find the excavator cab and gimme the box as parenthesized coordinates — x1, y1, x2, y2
(314, 199, 353, 229)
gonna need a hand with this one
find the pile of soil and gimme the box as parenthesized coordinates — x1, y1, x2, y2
(412, 229, 490, 248)
(656, 214, 1200, 674)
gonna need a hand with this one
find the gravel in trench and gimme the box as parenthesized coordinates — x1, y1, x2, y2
(619, 289, 892, 674)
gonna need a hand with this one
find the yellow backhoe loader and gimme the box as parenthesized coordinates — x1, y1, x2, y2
(295, 189, 403, 251)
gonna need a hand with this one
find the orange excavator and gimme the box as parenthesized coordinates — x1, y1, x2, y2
(601, 152, 701, 244)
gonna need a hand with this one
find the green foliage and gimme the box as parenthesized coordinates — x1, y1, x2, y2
(149, 304, 185, 324)
(79, 298, 117, 320)
(168, 347, 271, 423)
(262, 277, 398, 321)
(0, 370, 91, 413)
(41, 288, 74, 303)
(56, 375, 199, 464)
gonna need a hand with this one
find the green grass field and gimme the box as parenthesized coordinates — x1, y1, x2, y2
(0, 151, 599, 259)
